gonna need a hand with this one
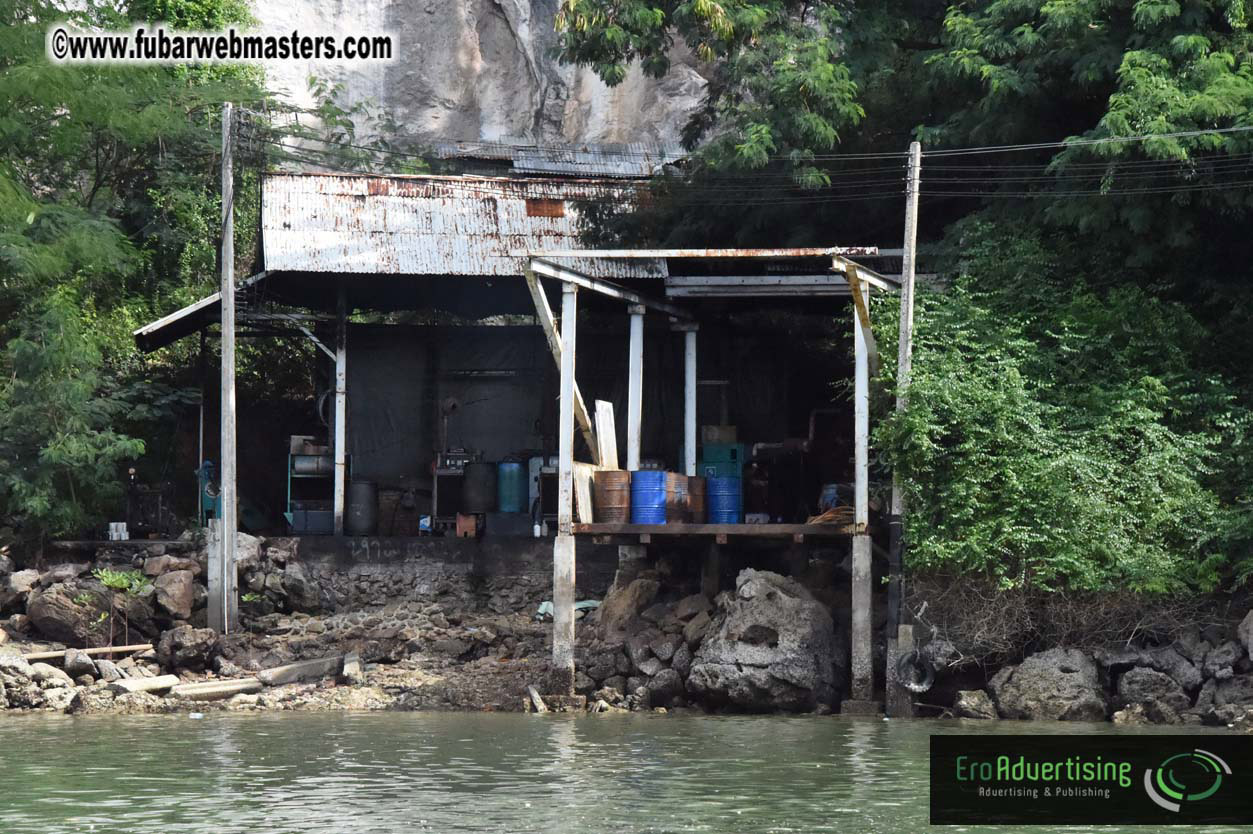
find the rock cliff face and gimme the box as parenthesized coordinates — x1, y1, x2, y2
(253, 0, 707, 145)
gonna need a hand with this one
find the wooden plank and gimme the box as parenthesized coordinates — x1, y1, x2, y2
(594, 400, 619, 470)
(525, 269, 599, 464)
(22, 643, 153, 662)
(572, 461, 597, 524)
(530, 258, 693, 320)
(847, 266, 881, 378)
(527, 685, 549, 713)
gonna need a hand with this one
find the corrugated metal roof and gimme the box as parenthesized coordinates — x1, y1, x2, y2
(262, 173, 667, 279)
(430, 140, 685, 178)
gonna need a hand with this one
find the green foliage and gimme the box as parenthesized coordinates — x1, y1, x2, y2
(0, 291, 146, 540)
(875, 221, 1245, 591)
(92, 567, 153, 595)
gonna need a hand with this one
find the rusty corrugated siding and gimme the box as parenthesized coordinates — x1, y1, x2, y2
(262, 173, 666, 279)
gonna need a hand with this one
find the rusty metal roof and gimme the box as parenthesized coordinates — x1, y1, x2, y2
(430, 140, 686, 177)
(262, 173, 667, 279)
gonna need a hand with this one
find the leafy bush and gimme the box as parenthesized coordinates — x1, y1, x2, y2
(876, 221, 1248, 592)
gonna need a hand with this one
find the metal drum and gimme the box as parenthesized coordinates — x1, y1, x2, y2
(665, 473, 688, 522)
(593, 470, 631, 523)
(630, 470, 667, 525)
(707, 476, 743, 523)
(687, 476, 707, 523)
(496, 462, 527, 513)
(461, 462, 497, 514)
(345, 480, 378, 535)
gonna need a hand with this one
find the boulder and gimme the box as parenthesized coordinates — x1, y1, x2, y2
(63, 648, 98, 679)
(154, 570, 196, 620)
(2, 569, 40, 614)
(0, 653, 45, 708)
(637, 657, 664, 677)
(598, 578, 659, 640)
(647, 668, 685, 702)
(1117, 667, 1190, 714)
(649, 634, 683, 663)
(988, 648, 1107, 721)
(27, 582, 110, 646)
(0, 554, 12, 577)
(142, 555, 201, 577)
(672, 594, 712, 621)
(683, 610, 712, 648)
(1145, 647, 1202, 691)
(281, 561, 321, 612)
(1204, 640, 1243, 680)
(574, 671, 596, 694)
(671, 642, 693, 678)
(40, 562, 88, 586)
(686, 569, 835, 712)
(1173, 628, 1211, 667)
(156, 625, 219, 671)
(953, 690, 997, 720)
(29, 661, 74, 688)
(1215, 673, 1253, 706)
(1239, 611, 1253, 658)
(95, 659, 123, 683)
(1112, 704, 1150, 726)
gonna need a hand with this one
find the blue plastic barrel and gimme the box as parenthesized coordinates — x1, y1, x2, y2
(707, 477, 743, 523)
(630, 470, 668, 524)
(497, 462, 527, 513)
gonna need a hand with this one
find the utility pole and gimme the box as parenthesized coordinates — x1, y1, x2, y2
(209, 102, 237, 635)
(885, 140, 921, 716)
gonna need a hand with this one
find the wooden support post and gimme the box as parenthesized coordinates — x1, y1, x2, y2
(885, 624, 917, 718)
(552, 283, 578, 695)
(525, 268, 599, 463)
(887, 141, 921, 714)
(674, 322, 699, 477)
(626, 304, 645, 471)
(211, 102, 237, 635)
(333, 283, 348, 536)
(701, 541, 722, 600)
(849, 277, 875, 707)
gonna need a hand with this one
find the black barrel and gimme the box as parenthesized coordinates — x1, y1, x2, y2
(346, 480, 378, 535)
(461, 462, 497, 513)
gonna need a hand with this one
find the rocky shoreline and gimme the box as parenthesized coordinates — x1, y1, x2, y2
(2, 536, 1252, 729)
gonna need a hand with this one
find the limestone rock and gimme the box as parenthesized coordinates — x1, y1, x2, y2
(157, 625, 220, 671)
(672, 594, 712, 621)
(0, 653, 44, 708)
(683, 609, 711, 648)
(1239, 611, 1253, 658)
(63, 648, 98, 679)
(988, 648, 1107, 721)
(637, 657, 663, 677)
(29, 662, 74, 688)
(686, 569, 835, 712)
(1145, 646, 1202, 691)
(574, 671, 595, 694)
(953, 690, 997, 720)
(649, 633, 682, 663)
(1215, 673, 1253, 706)
(154, 570, 196, 620)
(1204, 640, 1243, 680)
(95, 659, 123, 683)
(647, 667, 684, 702)
(143, 555, 201, 577)
(282, 561, 322, 612)
(0, 554, 11, 577)
(599, 578, 659, 640)
(40, 562, 88, 586)
(671, 642, 693, 678)
(1112, 703, 1150, 725)
(1117, 667, 1190, 714)
(2, 568, 40, 614)
(27, 582, 109, 646)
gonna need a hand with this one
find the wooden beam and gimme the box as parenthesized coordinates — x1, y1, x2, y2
(594, 400, 618, 470)
(530, 258, 693, 320)
(847, 266, 881, 378)
(626, 305, 644, 471)
(333, 283, 348, 535)
(525, 269, 599, 464)
(517, 247, 879, 258)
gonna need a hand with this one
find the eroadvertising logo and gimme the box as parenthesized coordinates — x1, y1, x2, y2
(930, 735, 1252, 825)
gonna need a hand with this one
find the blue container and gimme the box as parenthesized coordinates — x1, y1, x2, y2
(707, 476, 743, 523)
(630, 470, 668, 524)
(497, 462, 527, 513)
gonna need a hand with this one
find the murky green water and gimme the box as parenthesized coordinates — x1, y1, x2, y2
(0, 712, 1239, 833)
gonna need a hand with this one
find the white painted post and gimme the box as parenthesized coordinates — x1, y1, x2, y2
(681, 324, 698, 477)
(626, 304, 644, 471)
(553, 283, 578, 694)
(212, 102, 237, 635)
(333, 284, 348, 536)
(850, 275, 874, 705)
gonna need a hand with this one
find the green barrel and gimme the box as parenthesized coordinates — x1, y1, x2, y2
(497, 461, 527, 513)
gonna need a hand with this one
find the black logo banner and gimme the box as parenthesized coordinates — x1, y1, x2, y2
(931, 734, 1253, 825)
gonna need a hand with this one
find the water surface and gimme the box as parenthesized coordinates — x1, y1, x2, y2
(0, 712, 1237, 833)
